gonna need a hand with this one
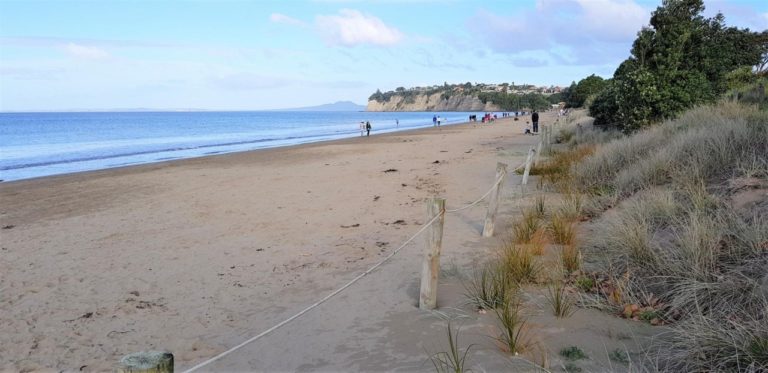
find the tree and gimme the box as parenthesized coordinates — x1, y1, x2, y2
(567, 75, 607, 108)
(590, 0, 764, 131)
(369, 89, 384, 102)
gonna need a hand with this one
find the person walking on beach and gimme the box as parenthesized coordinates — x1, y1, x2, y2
(396, 119, 399, 128)
(432, 115, 437, 127)
(366, 121, 371, 136)
(359, 121, 365, 137)
(532, 110, 539, 133)
(437, 116, 442, 126)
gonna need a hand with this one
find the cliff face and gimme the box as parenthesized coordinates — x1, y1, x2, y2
(366, 93, 501, 112)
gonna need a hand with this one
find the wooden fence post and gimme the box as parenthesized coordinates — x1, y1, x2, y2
(483, 162, 508, 237)
(534, 132, 543, 167)
(545, 126, 551, 154)
(420, 197, 445, 310)
(117, 351, 173, 373)
(521, 148, 535, 186)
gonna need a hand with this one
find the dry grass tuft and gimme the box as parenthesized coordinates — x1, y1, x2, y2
(560, 244, 581, 274)
(499, 241, 541, 284)
(512, 210, 542, 244)
(549, 214, 576, 246)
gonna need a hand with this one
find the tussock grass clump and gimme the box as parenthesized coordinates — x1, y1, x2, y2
(526, 229, 547, 256)
(512, 210, 542, 244)
(499, 241, 540, 284)
(528, 146, 595, 189)
(464, 263, 513, 310)
(596, 204, 658, 272)
(494, 294, 530, 355)
(560, 244, 581, 273)
(533, 195, 546, 218)
(428, 321, 474, 373)
(549, 214, 576, 246)
(558, 193, 583, 221)
(555, 116, 624, 148)
(657, 305, 768, 372)
(545, 281, 575, 318)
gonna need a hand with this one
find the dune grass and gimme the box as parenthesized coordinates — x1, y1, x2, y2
(458, 101, 766, 371)
(463, 263, 513, 310)
(428, 321, 474, 373)
(545, 280, 575, 318)
(494, 293, 531, 355)
(512, 210, 542, 244)
(568, 102, 768, 370)
(548, 213, 576, 246)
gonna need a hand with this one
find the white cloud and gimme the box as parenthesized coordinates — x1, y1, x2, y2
(61, 43, 111, 59)
(269, 13, 308, 28)
(468, 9, 547, 52)
(469, 0, 650, 65)
(315, 9, 404, 47)
(574, 0, 648, 41)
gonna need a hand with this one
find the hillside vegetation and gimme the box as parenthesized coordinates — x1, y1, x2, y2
(367, 83, 562, 112)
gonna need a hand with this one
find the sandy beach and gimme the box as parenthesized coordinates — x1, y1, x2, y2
(1, 113, 652, 372)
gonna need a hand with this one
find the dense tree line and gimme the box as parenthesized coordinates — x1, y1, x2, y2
(476, 91, 559, 111)
(583, 0, 766, 132)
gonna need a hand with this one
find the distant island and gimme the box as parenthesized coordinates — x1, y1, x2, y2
(280, 101, 366, 112)
(367, 82, 565, 112)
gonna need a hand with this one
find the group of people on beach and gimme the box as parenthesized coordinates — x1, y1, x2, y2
(359, 121, 371, 137)
(358, 110, 542, 137)
(432, 115, 443, 127)
(524, 110, 539, 135)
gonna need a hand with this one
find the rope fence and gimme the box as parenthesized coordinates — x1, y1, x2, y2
(117, 120, 558, 373)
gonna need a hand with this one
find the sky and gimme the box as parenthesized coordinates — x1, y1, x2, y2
(1, 0, 766, 111)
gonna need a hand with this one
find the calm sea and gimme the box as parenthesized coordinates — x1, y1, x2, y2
(0, 111, 483, 181)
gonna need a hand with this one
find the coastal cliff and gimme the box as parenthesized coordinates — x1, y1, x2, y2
(367, 93, 501, 112)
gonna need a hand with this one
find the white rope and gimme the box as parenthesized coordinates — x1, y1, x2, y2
(181, 212, 443, 373)
(181, 157, 531, 372)
(445, 159, 527, 214)
(445, 176, 503, 213)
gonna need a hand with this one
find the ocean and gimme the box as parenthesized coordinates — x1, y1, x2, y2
(0, 111, 484, 181)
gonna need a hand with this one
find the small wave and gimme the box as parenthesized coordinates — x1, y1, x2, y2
(0, 133, 341, 171)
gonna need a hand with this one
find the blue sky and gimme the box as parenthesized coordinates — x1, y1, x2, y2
(1, 0, 766, 111)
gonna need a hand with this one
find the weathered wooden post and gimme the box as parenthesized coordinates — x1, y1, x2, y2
(483, 162, 508, 237)
(534, 129, 543, 166)
(521, 147, 536, 186)
(419, 197, 445, 310)
(117, 351, 174, 373)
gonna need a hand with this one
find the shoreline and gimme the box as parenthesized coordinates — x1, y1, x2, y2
(1, 116, 487, 184)
(1, 118, 487, 186)
(1, 114, 543, 371)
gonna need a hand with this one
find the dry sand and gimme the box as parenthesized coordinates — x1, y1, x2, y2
(1, 113, 655, 372)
